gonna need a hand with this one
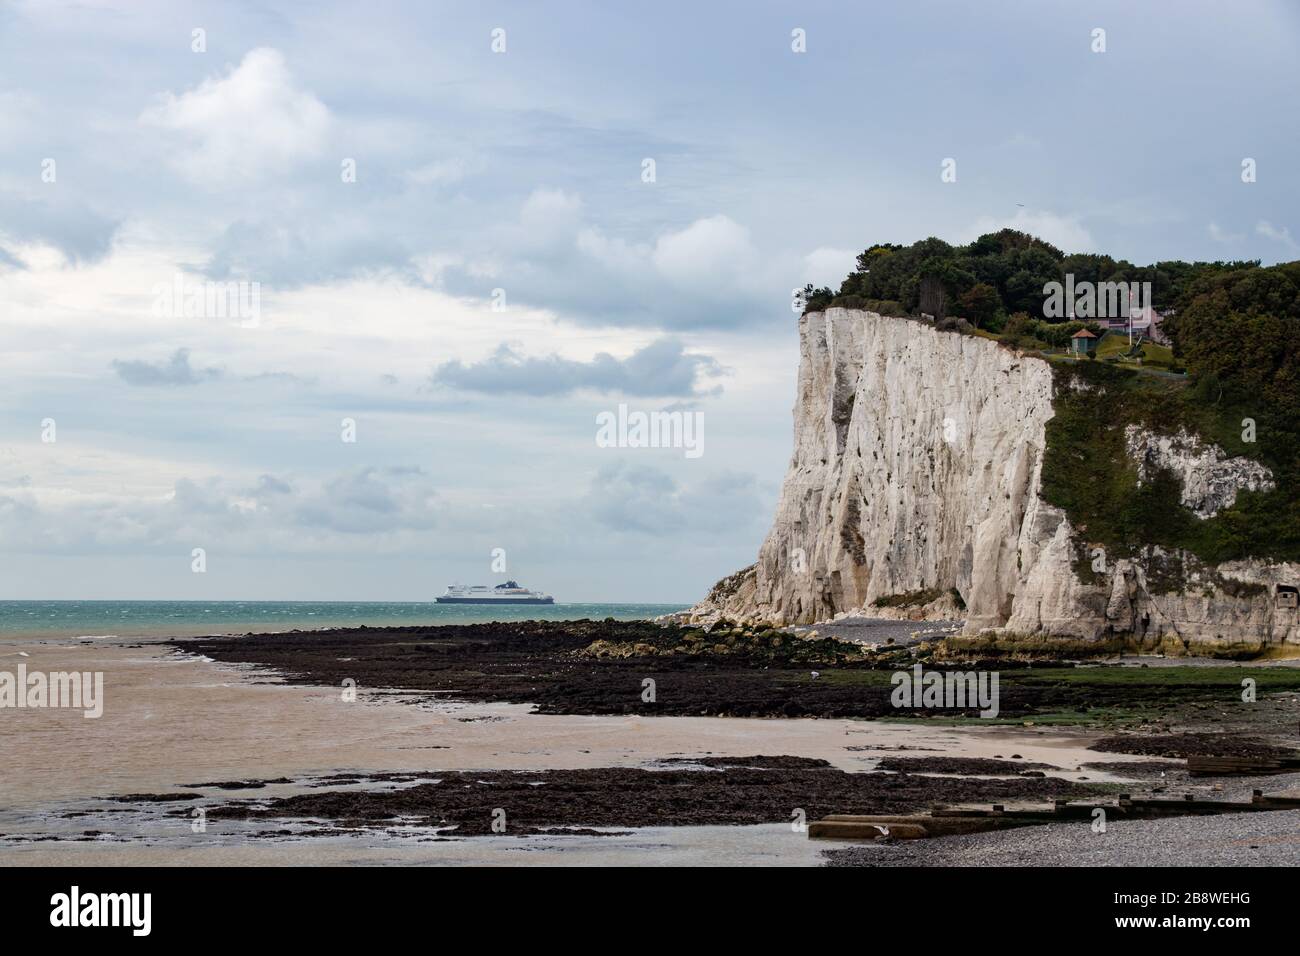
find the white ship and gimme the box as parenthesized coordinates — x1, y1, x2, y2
(435, 581, 555, 604)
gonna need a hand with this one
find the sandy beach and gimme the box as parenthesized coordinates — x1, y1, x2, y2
(0, 630, 1157, 866)
(4, 621, 1298, 867)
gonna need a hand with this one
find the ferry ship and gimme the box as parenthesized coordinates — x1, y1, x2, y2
(435, 581, 555, 604)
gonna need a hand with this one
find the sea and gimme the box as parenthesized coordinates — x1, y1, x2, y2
(0, 600, 689, 641)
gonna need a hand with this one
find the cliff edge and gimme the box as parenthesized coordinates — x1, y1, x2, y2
(689, 309, 1299, 656)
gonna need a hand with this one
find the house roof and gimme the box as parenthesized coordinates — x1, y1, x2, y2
(1072, 329, 1098, 339)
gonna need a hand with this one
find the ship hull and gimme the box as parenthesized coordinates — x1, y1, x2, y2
(434, 597, 555, 604)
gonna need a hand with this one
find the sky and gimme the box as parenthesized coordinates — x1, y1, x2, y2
(2, 0, 1298, 602)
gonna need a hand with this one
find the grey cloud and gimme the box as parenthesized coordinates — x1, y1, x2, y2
(244, 370, 316, 386)
(584, 462, 764, 536)
(0, 193, 120, 265)
(200, 218, 416, 287)
(293, 467, 439, 535)
(112, 349, 221, 387)
(167, 468, 439, 537)
(246, 475, 293, 497)
(432, 338, 723, 398)
(0, 467, 442, 556)
(433, 205, 785, 332)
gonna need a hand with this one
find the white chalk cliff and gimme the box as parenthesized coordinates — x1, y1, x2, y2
(692, 309, 1299, 655)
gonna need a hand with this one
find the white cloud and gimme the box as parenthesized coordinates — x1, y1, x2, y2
(431, 337, 724, 397)
(1256, 220, 1300, 255)
(405, 157, 469, 187)
(140, 48, 331, 183)
(1208, 222, 1244, 243)
(515, 187, 585, 252)
(436, 194, 777, 328)
(801, 247, 856, 289)
(652, 214, 758, 290)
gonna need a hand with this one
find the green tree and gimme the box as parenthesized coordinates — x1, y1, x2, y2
(957, 282, 1001, 328)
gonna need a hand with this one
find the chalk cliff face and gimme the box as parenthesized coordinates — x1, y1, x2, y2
(693, 309, 1299, 655)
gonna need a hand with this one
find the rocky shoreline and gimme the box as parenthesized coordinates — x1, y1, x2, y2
(191, 757, 1100, 838)
(144, 619, 1300, 852)
(173, 618, 1300, 723)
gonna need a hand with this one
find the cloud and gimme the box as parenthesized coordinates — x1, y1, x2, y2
(405, 157, 470, 187)
(583, 462, 764, 535)
(431, 338, 724, 397)
(801, 247, 857, 289)
(293, 467, 439, 534)
(1256, 220, 1300, 255)
(0, 193, 120, 265)
(140, 48, 330, 182)
(111, 349, 221, 387)
(430, 190, 780, 330)
(651, 214, 759, 290)
(247, 474, 293, 497)
(0, 466, 443, 556)
(516, 187, 585, 252)
(0, 458, 762, 575)
(1208, 222, 1244, 243)
(963, 210, 1094, 254)
(200, 218, 410, 285)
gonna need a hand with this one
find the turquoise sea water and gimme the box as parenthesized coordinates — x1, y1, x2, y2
(0, 600, 689, 640)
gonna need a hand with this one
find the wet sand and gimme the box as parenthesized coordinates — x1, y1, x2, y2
(0, 634, 1147, 865)
(6, 824, 832, 868)
(0, 638, 1140, 806)
(10, 624, 1300, 868)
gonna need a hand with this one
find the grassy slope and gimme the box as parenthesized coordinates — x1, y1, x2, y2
(1039, 359, 1298, 574)
(1094, 331, 1176, 366)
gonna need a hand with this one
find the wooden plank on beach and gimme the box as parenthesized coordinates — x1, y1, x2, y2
(811, 785, 1300, 842)
(1186, 755, 1294, 776)
(1252, 789, 1300, 807)
(808, 789, 1300, 841)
